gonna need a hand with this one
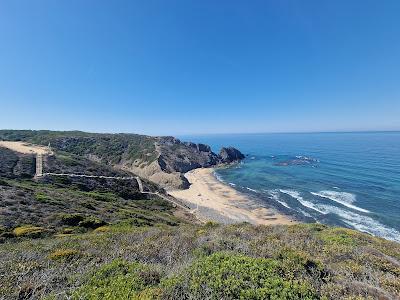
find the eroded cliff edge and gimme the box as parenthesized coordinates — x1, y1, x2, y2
(119, 136, 245, 189)
(0, 130, 244, 189)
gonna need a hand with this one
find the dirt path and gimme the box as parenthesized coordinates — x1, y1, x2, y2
(0, 141, 51, 155)
(0, 141, 192, 212)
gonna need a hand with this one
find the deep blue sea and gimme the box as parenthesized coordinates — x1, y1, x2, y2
(180, 132, 400, 242)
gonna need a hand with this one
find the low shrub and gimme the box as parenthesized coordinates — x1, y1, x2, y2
(49, 249, 79, 261)
(81, 201, 96, 210)
(59, 213, 85, 226)
(78, 216, 107, 229)
(72, 259, 161, 299)
(319, 228, 358, 246)
(162, 252, 318, 299)
(13, 225, 45, 237)
(34, 192, 60, 205)
(59, 213, 106, 229)
(84, 191, 118, 202)
(93, 226, 110, 233)
(0, 179, 10, 186)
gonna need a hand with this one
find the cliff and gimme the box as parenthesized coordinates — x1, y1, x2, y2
(0, 130, 245, 189)
(0, 131, 399, 300)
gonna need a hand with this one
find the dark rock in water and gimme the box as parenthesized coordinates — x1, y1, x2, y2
(274, 156, 319, 166)
(219, 147, 245, 163)
(197, 143, 211, 152)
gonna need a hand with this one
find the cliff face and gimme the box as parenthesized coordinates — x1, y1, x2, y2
(219, 147, 246, 163)
(120, 136, 244, 189)
(0, 130, 245, 189)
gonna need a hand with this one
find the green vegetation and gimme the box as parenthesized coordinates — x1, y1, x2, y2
(48, 249, 80, 261)
(1, 222, 399, 299)
(73, 259, 161, 299)
(12, 225, 45, 237)
(163, 252, 317, 299)
(1, 130, 399, 299)
(0, 179, 181, 237)
(0, 129, 159, 165)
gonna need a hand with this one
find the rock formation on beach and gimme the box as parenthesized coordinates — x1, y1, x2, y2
(219, 147, 246, 163)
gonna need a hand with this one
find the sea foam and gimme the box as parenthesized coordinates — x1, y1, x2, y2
(316, 204, 400, 243)
(279, 189, 326, 214)
(311, 191, 370, 213)
(266, 190, 291, 209)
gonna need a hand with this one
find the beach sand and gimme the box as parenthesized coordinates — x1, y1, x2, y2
(169, 168, 296, 225)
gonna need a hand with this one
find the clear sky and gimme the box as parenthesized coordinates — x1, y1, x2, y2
(1, 1, 399, 135)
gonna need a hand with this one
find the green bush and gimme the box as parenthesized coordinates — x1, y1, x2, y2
(59, 213, 85, 226)
(49, 249, 79, 261)
(84, 191, 119, 202)
(78, 216, 107, 229)
(162, 252, 318, 299)
(275, 248, 327, 281)
(0, 179, 10, 186)
(319, 228, 358, 246)
(34, 192, 60, 205)
(59, 213, 106, 229)
(73, 259, 161, 300)
(13, 225, 45, 238)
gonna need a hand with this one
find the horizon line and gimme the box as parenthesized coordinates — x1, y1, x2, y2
(1, 128, 400, 137)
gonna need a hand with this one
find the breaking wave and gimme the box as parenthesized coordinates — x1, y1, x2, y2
(316, 204, 400, 243)
(311, 191, 370, 213)
(266, 190, 291, 209)
(279, 189, 326, 214)
(279, 189, 399, 242)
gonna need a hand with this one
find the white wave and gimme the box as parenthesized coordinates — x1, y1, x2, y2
(246, 187, 258, 193)
(228, 182, 236, 186)
(279, 189, 326, 214)
(267, 190, 290, 209)
(213, 172, 225, 183)
(311, 191, 370, 213)
(316, 204, 400, 243)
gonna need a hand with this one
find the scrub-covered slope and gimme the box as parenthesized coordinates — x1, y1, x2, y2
(1, 223, 399, 299)
(0, 130, 244, 188)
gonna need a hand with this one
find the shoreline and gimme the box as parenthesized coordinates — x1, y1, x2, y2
(168, 167, 296, 225)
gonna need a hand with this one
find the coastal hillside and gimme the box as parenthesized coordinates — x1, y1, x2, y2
(0, 130, 243, 188)
(1, 221, 399, 299)
(0, 130, 399, 299)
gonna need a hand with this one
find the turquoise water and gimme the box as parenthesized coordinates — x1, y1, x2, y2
(181, 132, 400, 242)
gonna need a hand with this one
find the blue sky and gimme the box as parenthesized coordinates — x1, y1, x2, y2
(0, 0, 399, 135)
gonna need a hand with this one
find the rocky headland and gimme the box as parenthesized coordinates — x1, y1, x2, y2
(0, 130, 245, 189)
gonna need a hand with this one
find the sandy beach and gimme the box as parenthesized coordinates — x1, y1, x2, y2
(169, 168, 296, 225)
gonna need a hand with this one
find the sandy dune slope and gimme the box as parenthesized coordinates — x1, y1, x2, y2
(0, 141, 52, 155)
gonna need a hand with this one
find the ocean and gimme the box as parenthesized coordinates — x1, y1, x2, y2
(180, 132, 400, 242)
